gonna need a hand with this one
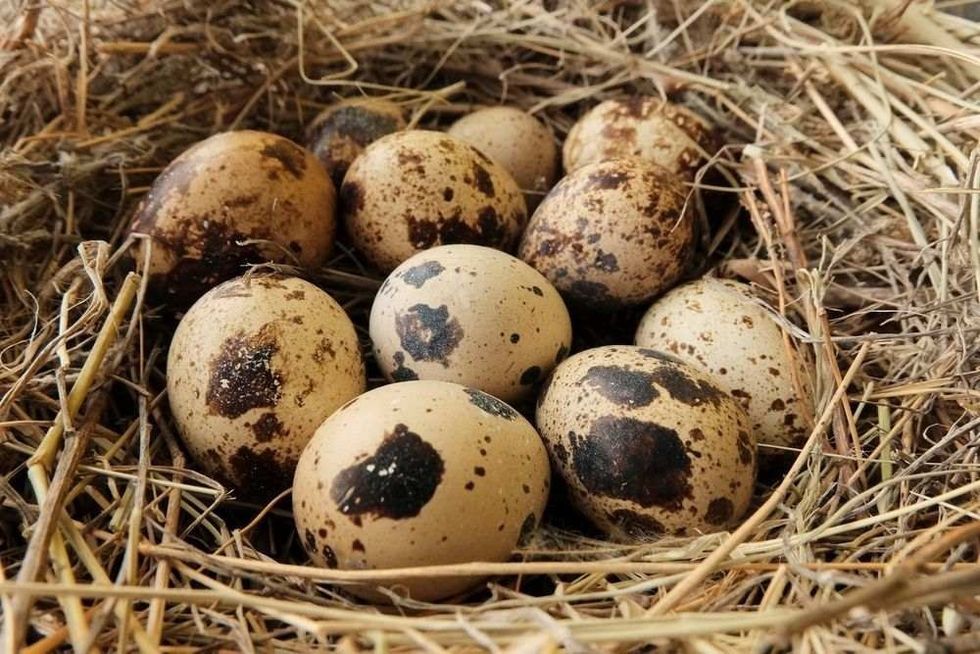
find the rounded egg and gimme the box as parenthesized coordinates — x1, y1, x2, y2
(129, 130, 336, 306)
(167, 275, 365, 498)
(306, 98, 406, 187)
(536, 345, 756, 539)
(447, 107, 558, 210)
(635, 278, 812, 450)
(518, 157, 694, 308)
(292, 380, 550, 601)
(340, 130, 527, 273)
(370, 244, 572, 402)
(563, 96, 717, 176)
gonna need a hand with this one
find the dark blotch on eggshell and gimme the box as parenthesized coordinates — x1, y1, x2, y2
(339, 180, 366, 214)
(607, 509, 665, 537)
(464, 388, 518, 420)
(586, 170, 631, 190)
(581, 365, 658, 407)
(259, 140, 307, 179)
(401, 260, 445, 288)
(472, 162, 496, 197)
(736, 430, 754, 466)
(518, 513, 538, 545)
(228, 446, 294, 499)
(206, 323, 283, 419)
(572, 415, 692, 511)
(648, 366, 726, 408)
(390, 352, 419, 381)
(705, 497, 734, 525)
(320, 544, 338, 568)
(330, 423, 445, 521)
(251, 412, 286, 443)
(395, 304, 464, 365)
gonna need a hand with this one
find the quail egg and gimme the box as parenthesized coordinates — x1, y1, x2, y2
(307, 98, 406, 186)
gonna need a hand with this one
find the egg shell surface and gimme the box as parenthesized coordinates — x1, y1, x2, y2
(563, 96, 717, 176)
(448, 107, 558, 210)
(518, 157, 694, 308)
(293, 380, 550, 601)
(370, 244, 572, 402)
(307, 98, 406, 186)
(167, 275, 365, 498)
(635, 278, 812, 449)
(129, 130, 336, 306)
(340, 130, 527, 273)
(535, 345, 756, 539)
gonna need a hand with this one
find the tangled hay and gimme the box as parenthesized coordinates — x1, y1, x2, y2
(2, 0, 980, 650)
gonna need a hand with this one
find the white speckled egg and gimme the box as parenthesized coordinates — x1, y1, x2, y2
(518, 157, 694, 308)
(370, 245, 572, 402)
(129, 130, 336, 306)
(563, 96, 717, 176)
(167, 275, 365, 498)
(447, 107, 558, 210)
(635, 278, 812, 450)
(340, 130, 527, 273)
(536, 345, 756, 539)
(307, 98, 406, 186)
(293, 380, 550, 601)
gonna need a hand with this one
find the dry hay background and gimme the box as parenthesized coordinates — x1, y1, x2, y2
(2, 0, 980, 651)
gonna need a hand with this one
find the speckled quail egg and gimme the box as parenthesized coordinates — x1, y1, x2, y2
(293, 380, 550, 601)
(447, 107, 558, 210)
(129, 131, 336, 306)
(518, 157, 694, 308)
(536, 345, 756, 539)
(307, 98, 406, 186)
(635, 278, 812, 450)
(340, 130, 527, 273)
(563, 96, 717, 176)
(167, 274, 365, 498)
(369, 245, 572, 402)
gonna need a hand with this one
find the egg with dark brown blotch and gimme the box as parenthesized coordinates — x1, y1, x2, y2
(293, 380, 550, 602)
(448, 107, 558, 210)
(369, 245, 572, 402)
(517, 157, 694, 309)
(563, 96, 717, 176)
(536, 345, 756, 540)
(636, 278, 812, 450)
(340, 130, 527, 273)
(129, 130, 336, 307)
(167, 275, 365, 499)
(307, 98, 406, 187)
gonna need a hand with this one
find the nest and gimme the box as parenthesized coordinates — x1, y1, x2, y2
(2, 0, 980, 650)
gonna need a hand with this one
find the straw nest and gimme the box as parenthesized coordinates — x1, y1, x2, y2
(2, 0, 980, 651)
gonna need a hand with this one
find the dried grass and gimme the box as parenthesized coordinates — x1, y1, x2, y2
(2, 0, 980, 651)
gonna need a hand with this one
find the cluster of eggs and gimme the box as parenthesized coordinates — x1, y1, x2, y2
(135, 94, 811, 602)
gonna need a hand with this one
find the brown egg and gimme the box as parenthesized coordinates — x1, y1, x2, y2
(563, 97, 717, 176)
(517, 157, 694, 308)
(306, 98, 406, 187)
(536, 345, 756, 540)
(447, 107, 558, 210)
(369, 244, 572, 402)
(129, 130, 336, 306)
(293, 380, 550, 601)
(167, 275, 365, 498)
(636, 278, 812, 450)
(340, 130, 527, 273)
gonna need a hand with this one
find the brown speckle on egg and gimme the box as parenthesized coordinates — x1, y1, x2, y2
(292, 380, 550, 601)
(341, 131, 527, 272)
(307, 98, 406, 186)
(167, 275, 365, 499)
(518, 158, 693, 309)
(129, 131, 335, 307)
(371, 245, 572, 402)
(536, 345, 756, 540)
(635, 278, 812, 451)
